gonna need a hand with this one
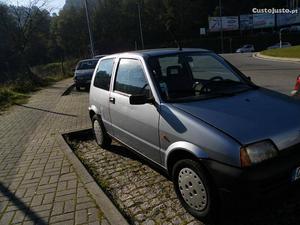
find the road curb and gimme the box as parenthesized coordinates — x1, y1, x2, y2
(62, 83, 75, 96)
(56, 132, 130, 225)
(253, 52, 300, 63)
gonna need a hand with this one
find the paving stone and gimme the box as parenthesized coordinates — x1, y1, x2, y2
(50, 212, 74, 223)
(0, 80, 110, 225)
(75, 209, 88, 225)
(0, 211, 15, 224)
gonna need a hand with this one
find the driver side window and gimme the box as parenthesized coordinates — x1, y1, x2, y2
(114, 58, 150, 96)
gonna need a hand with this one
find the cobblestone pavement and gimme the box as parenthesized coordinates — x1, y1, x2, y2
(0, 79, 110, 225)
(71, 138, 300, 225)
(71, 139, 203, 225)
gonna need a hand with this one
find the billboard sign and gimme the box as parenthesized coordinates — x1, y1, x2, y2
(253, 14, 275, 28)
(240, 14, 253, 30)
(209, 16, 239, 32)
(209, 17, 221, 32)
(277, 11, 300, 26)
(222, 16, 239, 31)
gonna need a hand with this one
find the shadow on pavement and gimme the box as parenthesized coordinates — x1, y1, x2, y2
(16, 104, 77, 117)
(218, 188, 300, 225)
(65, 129, 169, 178)
(0, 182, 47, 225)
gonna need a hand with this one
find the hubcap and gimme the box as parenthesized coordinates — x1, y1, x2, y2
(93, 120, 103, 144)
(178, 168, 208, 211)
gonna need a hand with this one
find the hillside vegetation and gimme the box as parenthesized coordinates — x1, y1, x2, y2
(0, 60, 77, 111)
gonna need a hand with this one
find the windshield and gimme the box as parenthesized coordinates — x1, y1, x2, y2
(77, 60, 98, 70)
(148, 52, 253, 102)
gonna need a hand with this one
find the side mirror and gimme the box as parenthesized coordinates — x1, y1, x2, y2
(129, 95, 154, 105)
(247, 76, 251, 81)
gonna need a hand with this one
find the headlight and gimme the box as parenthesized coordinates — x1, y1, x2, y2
(240, 141, 278, 167)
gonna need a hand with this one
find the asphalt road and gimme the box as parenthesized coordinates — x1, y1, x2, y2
(222, 53, 300, 95)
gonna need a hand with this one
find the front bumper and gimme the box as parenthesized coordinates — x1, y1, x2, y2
(202, 143, 300, 202)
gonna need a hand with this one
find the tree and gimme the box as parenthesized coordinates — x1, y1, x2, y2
(54, 6, 89, 58)
(0, 0, 53, 84)
(0, 3, 18, 81)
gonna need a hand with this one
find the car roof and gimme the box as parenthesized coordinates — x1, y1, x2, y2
(94, 55, 106, 59)
(78, 58, 99, 63)
(105, 48, 212, 58)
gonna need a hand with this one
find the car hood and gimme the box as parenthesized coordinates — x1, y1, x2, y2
(75, 69, 94, 77)
(172, 89, 300, 150)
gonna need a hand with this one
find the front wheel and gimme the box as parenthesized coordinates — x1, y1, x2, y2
(172, 159, 219, 222)
(92, 115, 111, 148)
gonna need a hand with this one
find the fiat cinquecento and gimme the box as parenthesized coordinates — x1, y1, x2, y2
(89, 49, 300, 221)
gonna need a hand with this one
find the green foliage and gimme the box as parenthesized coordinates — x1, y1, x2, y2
(33, 59, 77, 78)
(0, 0, 291, 85)
(261, 45, 300, 59)
(0, 59, 75, 111)
(52, 6, 89, 57)
(0, 88, 29, 111)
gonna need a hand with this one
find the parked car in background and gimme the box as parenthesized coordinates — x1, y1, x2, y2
(291, 75, 300, 97)
(236, 44, 255, 53)
(74, 59, 99, 90)
(267, 42, 291, 50)
(94, 55, 106, 59)
(89, 48, 300, 222)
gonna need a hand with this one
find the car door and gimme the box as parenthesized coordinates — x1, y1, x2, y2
(90, 57, 115, 135)
(109, 58, 161, 164)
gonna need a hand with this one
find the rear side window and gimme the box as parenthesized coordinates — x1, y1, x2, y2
(93, 58, 114, 90)
(114, 59, 149, 96)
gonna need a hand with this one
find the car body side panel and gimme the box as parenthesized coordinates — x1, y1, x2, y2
(89, 58, 116, 135)
(89, 83, 113, 135)
(164, 141, 209, 166)
(109, 91, 161, 163)
(108, 56, 161, 164)
(159, 103, 242, 168)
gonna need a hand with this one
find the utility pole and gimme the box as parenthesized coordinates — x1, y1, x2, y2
(137, 0, 145, 49)
(84, 0, 95, 57)
(219, 0, 224, 53)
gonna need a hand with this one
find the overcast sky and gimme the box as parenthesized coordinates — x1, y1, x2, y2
(0, 0, 65, 13)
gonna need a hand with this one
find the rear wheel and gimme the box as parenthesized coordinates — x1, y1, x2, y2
(76, 85, 80, 91)
(92, 115, 111, 148)
(172, 159, 219, 222)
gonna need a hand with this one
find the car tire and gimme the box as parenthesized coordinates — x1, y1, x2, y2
(76, 86, 80, 91)
(172, 159, 219, 222)
(92, 115, 111, 148)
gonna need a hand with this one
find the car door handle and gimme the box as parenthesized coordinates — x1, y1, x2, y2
(109, 97, 115, 104)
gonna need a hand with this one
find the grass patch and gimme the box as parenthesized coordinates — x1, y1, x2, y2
(261, 45, 300, 59)
(0, 88, 29, 111)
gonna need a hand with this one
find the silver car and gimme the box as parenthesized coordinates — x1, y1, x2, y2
(236, 44, 255, 53)
(89, 49, 300, 221)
